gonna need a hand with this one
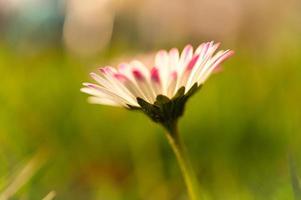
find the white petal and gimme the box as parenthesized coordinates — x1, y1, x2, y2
(169, 48, 179, 72)
(155, 50, 170, 95)
(132, 69, 156, 102)
(99, 67, 138, 105)
(80, 87, 105, 97)
(88, 96, 123, 107)
(130, 60, 150, 78)
(113, 73, 145, 104)
(117, 63, 148, 98)
(198, 50, 234, 84)
(178, 44, 193, 75)
(178, 54, 200, 91)
(90, 72, 115, 91)
(167, 71, 178, 98)
(186, 42, 221, 90)
(82, 42, 233, 108)
(150, 67, 162, 96)
(83, 82, 138, 106)
(81, 86, 127, 107)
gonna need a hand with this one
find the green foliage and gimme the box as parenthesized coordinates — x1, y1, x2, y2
(0, 38, 301, 199)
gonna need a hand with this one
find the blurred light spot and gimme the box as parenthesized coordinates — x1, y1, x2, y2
(63, 0, 115, 57)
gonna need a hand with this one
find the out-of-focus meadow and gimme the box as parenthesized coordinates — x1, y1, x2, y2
(0, 0, 301, 199)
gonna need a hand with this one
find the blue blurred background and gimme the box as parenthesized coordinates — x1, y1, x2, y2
(0, 0, 301, 199)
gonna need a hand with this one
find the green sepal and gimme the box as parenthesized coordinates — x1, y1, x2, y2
(136, 97, 162, 122)
(136, 83, 201, 132)
(155, 95, 170, 103)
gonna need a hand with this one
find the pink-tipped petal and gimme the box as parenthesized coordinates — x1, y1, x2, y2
(171, 71, 177, 80)
(182, 44, 193, 59)
(211, 50, 235, 69)
(132, 68, 156, 102)
(132, 69, 144, 81)
(150, 67, 160, 83)
(118, 63, 128, 71)
(178, 44, 194, 76)
(155, 50, 169, 67)
(187, 54, 200, 70)
(82, 42, 233, 107)
(114, 73, 128, 83)
(199, 42, 211, 58)
(150, 67, 162, 96)
(198, 50, 234, 84)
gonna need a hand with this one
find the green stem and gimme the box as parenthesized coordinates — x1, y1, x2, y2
(165, 122, 201, 200)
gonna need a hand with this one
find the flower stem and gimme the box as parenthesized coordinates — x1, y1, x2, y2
(165, 122, 201, 200)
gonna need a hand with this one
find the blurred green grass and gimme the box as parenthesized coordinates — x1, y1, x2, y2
(0, 37, 301, 200)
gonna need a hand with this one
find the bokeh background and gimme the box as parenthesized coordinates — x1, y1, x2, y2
(0, 0, 301, 199)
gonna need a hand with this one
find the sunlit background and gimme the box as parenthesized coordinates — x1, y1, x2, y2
(0, 0, 301, 199)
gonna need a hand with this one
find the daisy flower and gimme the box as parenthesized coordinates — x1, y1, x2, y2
(81, 41, 233, 130)
(81, 41, 234, 200)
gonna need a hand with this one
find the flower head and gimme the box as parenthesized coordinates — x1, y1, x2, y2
(81, 42, 234, 131)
